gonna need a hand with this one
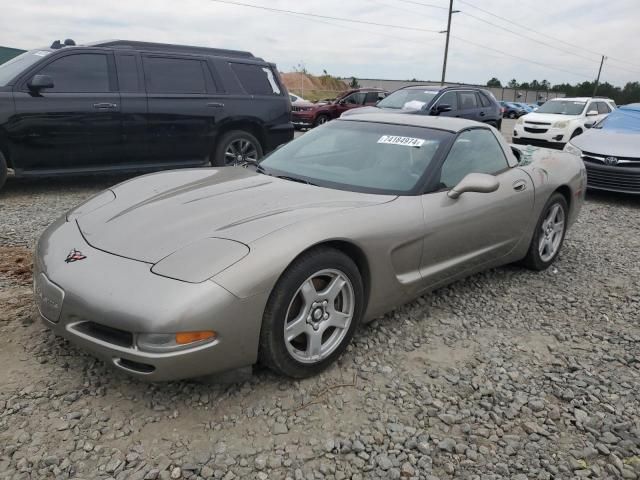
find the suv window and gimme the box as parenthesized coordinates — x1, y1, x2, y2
(586, 102, 598, 115)
(143, 57, 206, 94)
(597, 102, 611, 114)
(343, 92, 366, 105)
(364, 91, 383, 103)
(458, 91, 478, 110)
(230, 63, 281, 95)
(115, 55, 139, 92)
(478, 92, 492, 107)
(37, 53, 109, 93)
(437, 91, 458, 110)
(438, 129, 508, 189)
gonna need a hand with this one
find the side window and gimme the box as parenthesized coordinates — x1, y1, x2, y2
(437, 91, 458, 110)
(343, 92, 366, 105)
(438, 129, 509, 189)
(378, 92, 387, 100)
(364, 91, 381, 104)
(115, 55, 139, 92)
(586, 102, 597, 114)
(37, 53, 109, 93)
(458, 91, 478, 110)
(478, 92, 492, 107)
(230, 63, 281, 95)
(597, 102, 611, 114)
(143, 57, 206, 94)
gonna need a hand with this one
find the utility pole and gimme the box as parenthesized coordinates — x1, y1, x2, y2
(440, 0, 460, 85)
(592, 55, 606, 97)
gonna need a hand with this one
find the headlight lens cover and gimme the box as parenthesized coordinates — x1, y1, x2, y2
(563, 142, 582, 156)
(553, 121, 569, 128)
(137, 331, 217, 353)
(151, 237, 249, 283)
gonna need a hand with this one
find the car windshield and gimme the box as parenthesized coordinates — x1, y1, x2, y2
(258, 120, 449, 194)
(536, 100, 586, 115)
(593, 108, 640, 132)
(0, 50, 50, 86)
(377, 89, 438, 110)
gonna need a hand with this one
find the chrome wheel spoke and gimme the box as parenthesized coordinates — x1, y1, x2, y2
(539, 202, 565, 262)
(307, 331, 322, 357)
(325, 309, 350, 330)
(320, 275, 346, 302)
(285, 314, 308, 341)
(300, 279, 319, 304)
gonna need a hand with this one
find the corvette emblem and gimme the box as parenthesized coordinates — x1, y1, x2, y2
(604, 156, 619, 166)
(65, 249, 86, 263)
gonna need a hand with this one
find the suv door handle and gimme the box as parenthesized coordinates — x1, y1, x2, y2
(479, 111, 486, 117)
(93, 102, 117, 109)
(207, 102, 224, 108)
(513, 180, 527, 192)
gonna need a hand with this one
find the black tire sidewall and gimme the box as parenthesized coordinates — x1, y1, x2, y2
(212, 130, 263, 167)
(523, 193, 569, 270)
(259, 248, 364, 378)
(314, 115, 330, 127)
(509, 112, 516, 119)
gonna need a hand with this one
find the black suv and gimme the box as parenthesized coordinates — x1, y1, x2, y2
(0, 40, 293, 190)
(342, 85, 502, 130)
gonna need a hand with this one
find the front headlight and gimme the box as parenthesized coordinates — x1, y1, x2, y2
(563, 143, 582, 156)
(553, 121, 569, 128)
(516, 117, 524, 125)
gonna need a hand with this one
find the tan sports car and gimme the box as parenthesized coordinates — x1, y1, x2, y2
(34, 113, 586, 380)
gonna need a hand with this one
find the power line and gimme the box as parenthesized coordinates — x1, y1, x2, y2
(209, 0, 441, 33)
(394, 0, 449, 10)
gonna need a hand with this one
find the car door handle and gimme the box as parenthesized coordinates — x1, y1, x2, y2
(207, 102, 224, 108)
(513, 180, 527, 192)
(479, 111, 486, 116)
(93, 102, 117, 109)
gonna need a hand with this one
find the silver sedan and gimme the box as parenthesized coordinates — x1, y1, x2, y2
(34, 113, 586, 380)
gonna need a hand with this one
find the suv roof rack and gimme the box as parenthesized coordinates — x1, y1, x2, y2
(50, 39, 76, 49)
(88, 40, 256, 59)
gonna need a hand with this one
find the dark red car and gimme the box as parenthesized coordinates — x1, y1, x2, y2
(291, 88, 388, 129)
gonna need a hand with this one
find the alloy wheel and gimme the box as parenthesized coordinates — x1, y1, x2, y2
(224, 138, 258, 166)
(538, 203, 565, 262)
(283, 269, 355, 364)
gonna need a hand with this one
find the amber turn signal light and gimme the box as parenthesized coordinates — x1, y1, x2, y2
(175, 331, 216, 345)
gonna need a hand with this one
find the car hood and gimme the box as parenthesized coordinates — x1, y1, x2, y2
(76, 168, 393, 263)
(341, 106, 420, 117)
(522, 112, 581, 123)
(570, 129, 640, 157)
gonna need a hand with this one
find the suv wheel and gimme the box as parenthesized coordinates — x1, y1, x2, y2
(314, 114, 330, 127)
(508, 111, 517, 119)
(212, 130, 263, 167)
(0, 151, 7, 191)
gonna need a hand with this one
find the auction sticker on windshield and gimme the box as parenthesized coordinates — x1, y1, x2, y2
(378, 135, 425, 147)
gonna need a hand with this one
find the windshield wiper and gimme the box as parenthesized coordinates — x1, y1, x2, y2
(276, 175, 318, 186)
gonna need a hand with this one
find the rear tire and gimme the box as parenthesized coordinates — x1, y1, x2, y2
(521, 193, 568, 271)
(0, 151, 7, 191)
(259, 248, 364, 378)
(212, 130, 263, 167)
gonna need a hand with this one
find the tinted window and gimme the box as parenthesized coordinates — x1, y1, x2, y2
(595, 108, 640, 132)
(458, 92, 478, 110)
(439, 129, 508, 189)
(143, 57, 206, 94)
(437, 91, 458, 110)
(537, 100, 586, 115)
(364, 91, 383, 103)
(259, 120, 449, 194)
(344, 92, 366, 105)
(115, 55, 139, 92)
(377, 89, 437, 110)
(597, 102, 611, 114)
(478, 92, 492, 107)
(230, 63, 281, 95)
(37, 54, 109, 93)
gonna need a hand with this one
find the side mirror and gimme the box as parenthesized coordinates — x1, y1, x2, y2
(28, 74, 54, 91)
(338, 99, 346, 105)
(586, 110, 598, 116)
(431, 104, 452, 115)
(447, 173, 500, 199)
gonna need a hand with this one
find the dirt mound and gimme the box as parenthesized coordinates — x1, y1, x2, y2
(0, 246, 33, 285)
(280, 72, 348, 101)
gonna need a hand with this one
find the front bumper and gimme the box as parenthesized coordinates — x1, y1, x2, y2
(583, 161, 640, 194)
(291, 111, 315, 128)
(513, 124, 567, 149)
(34, 218, 268, 381)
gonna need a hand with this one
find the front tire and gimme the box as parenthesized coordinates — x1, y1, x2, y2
(314, 114, 330, 127)
(521, 193, 568, 271)
(508, 111, 517, 119)
(259, 248, 364, 378)
(212, 130, 263, 167)
(0, 151, 7, 191)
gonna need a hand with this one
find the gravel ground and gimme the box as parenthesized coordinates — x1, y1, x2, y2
(1, 122, 639, 479)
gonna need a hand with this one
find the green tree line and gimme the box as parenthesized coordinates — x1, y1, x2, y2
(486, 77, 640, 105)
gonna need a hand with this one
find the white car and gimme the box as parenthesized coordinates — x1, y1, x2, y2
(289, 93, 312, 107)
(513, 97, 616, 149)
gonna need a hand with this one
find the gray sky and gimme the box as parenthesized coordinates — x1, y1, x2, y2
(2, 0, 639, 87)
